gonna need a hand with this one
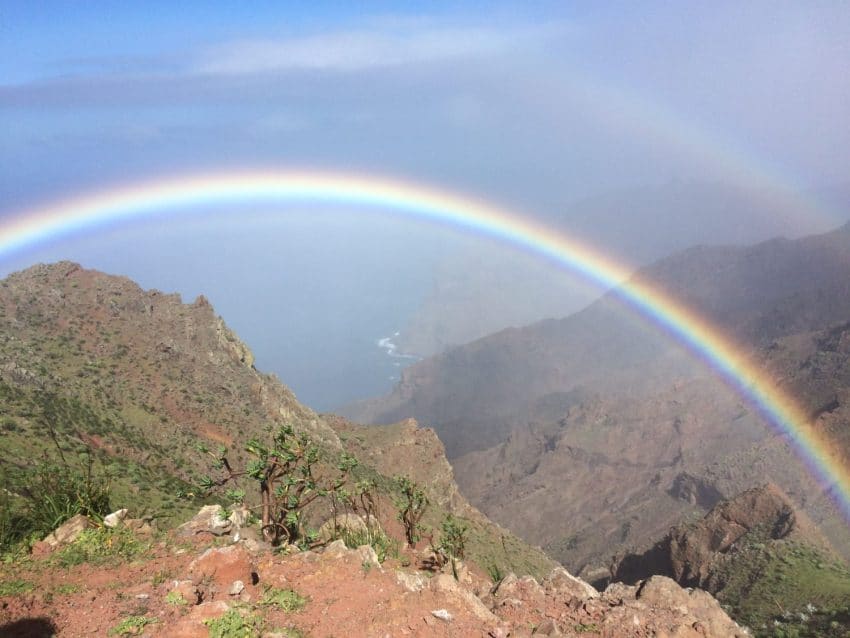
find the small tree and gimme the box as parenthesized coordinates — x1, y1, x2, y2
(427, 514, 469, 578)
(200, 422, 357, 546)
(394, 476, 428, 548)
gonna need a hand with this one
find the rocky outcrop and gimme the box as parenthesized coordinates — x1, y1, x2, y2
(611, 484, 832, 589)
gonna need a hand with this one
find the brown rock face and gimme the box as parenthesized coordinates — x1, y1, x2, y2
(612, 483, 830, 589)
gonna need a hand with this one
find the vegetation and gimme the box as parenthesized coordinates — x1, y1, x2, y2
(51, 527, 148, 567)
(711, 539, 850, 637)
(394, 475, 428, 548)
(0, 579, 35, 596)
(199, 422, 359, 547)
(258, 587, 308, 612)
(109, 615, 158, 636)
(204, 608, 264, 638)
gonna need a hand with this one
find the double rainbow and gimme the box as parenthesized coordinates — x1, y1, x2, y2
(1, 169, 848, 523)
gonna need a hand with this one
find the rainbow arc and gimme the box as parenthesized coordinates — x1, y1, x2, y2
(1, 170, 847, 523)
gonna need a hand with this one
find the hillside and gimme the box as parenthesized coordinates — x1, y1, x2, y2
(0, 507, 748, 637)
(0, 261, 553, 578)
(0, 261, 755, 637)
(340, 223, 850, 573)
(394, 181, 833, 358)
(611, 485, 850, 637)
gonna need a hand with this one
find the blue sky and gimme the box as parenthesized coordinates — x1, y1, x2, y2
(1, 2, 848, 409)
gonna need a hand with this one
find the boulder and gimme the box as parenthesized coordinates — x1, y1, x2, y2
(103, 508, 128, 528)
(188, 544, 255, 589)
(42, 514, 93, 547)
(179, 505, 232, 537)
(430, 573, 499, 624)
(317, 513, 378, 542)
(542, 567, 598, 600)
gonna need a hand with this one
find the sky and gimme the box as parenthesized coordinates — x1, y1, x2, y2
(1, 2, 849, 409)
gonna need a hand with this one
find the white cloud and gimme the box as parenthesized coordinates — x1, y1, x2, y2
(195, 22, 563, 75)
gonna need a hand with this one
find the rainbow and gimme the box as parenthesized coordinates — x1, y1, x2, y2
(1, 169, 848, 524)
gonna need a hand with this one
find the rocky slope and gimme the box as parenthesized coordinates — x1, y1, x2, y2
(340, 223, 850, 572)
(611, 485, 850, 636)
(0, 505, 748, 637)
(0, 261, 552, 577)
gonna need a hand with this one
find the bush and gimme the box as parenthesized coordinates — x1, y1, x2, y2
(51, 527, 146, 567)
(200, 422, 357, 547)
(0, 454, 111, 553)
(394, 476, 428, 548)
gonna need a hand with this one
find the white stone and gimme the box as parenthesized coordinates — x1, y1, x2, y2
(431, 609, 453, 622)
(103, 508, 129, 528)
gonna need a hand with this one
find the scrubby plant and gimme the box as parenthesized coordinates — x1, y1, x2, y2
(109, 615, 158, 635)
(51, 526, 146, 567)
(430, 514, 469, 579)
(204, 608, 263, 637)
(19, 454, 111, 533)
(199, 422, 357, 546)
(439, 514, 468, 561)
(0, 579, 35, 596)
(393, 475, 428, 548)
(0, 450, 111, 553)
(258, 586, 308, 612)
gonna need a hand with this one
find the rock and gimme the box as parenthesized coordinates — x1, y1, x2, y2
(227, 505, 252, 529)
(531, 618, 562, 636)
(103, 508, 129, 528)
(603, 581, 637, 603)
(431, 609, 453, 622)
(189, 544, 255, 589)
(318, 513, 374, 542)
(395, 570, 429, 593)
(124, 518, 156, 535)
(168, 600, 230, 638)
(169, 580, 201, 605)
(634, 576, 748, 637)
(430, 574, 499, 624)
(179, 505, 232, 537)
(355, 544, 381, 569)
(542, 567, 598, 600)
(228, 580, 245, 596)
(43, 514, 93, 547)
(636, 576, 690, 613)
(322, 539, 350, 560)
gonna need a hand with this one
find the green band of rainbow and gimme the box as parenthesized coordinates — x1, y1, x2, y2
(1, 170, 848, 524)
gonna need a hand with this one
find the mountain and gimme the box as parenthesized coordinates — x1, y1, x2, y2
(0, 261, 752, 637)
(0, 261, 553, 577)
(611, 484, 850, 636)
(341, 222, 850, 573)
(393, 181, 842, 358)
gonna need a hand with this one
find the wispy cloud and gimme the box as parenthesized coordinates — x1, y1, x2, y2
(195, 22, 562, 75)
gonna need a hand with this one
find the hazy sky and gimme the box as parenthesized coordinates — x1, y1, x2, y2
(1, 2, 848, 409)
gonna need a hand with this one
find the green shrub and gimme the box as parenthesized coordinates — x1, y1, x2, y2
(259, 587, 308, 612)
(109, 615, 158, 635)
(52, 527, 146, 567)
(0, 579, 35, 596)
(199, 422, 357, 547)
(393, 476, 428, 548)
(204, 608, 263, 638)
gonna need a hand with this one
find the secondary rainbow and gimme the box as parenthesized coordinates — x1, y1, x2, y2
(1, 169, 848, 524)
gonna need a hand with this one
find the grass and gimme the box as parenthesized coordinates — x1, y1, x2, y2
(259, 587, 309, 613)
(0, 579, 35, 596)
(108, 615, 158, 635)
(204, 608, 264, 638)
(165, 590, 188, 606)
(51, 527, 148, 568)
(713, 539, 850, 637)
(338, 526, 399, 564)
